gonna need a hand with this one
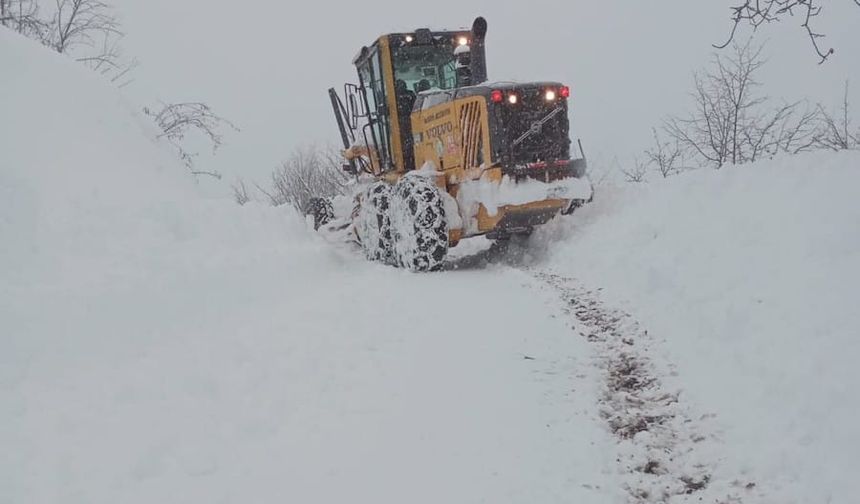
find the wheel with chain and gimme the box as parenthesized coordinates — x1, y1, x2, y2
(389, 175, 449, 272)
(305, 197, 334, 230)
(355, 182, 395, 264)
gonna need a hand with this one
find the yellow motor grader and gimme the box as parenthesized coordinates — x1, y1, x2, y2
(322, 17, 592, 271)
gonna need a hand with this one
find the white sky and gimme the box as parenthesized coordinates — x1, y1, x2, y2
(111, 0, 860, 185)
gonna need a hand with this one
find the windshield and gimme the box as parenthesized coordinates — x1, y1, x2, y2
(392, 43, 458, 94)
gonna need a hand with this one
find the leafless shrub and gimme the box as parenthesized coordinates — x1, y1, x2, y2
(47, 0, 119, 55)
(814, 82, 860, 151)
(143, 102, 239, 177)
(717, 0, 860, 63)
(645, 128, 685, 178)
(621, 157, 649, 183)
(269, 146, 351, 212)
(232, 179, 251, 206)
(1, 0, 48, 39)
(75, 29, 138, 87)
(2, 0, 135, 85)
(662, 41, 820, 170)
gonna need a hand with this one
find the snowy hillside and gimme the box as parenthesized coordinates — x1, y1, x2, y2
(3, 26, 859, 504)
(538, 152, 860, 502)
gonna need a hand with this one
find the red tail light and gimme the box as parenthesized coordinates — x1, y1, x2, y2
(491, 89, 504, 103)
(559, 85, 571, 99)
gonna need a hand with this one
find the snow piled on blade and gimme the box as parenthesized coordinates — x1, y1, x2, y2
(540, 150, 860, 503)
(461, 174, 593, 217)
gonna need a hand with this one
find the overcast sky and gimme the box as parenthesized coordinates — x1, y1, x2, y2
(111, 0, 860, 186)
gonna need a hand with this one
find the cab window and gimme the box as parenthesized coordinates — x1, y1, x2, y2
(392, 42, 458, 94)
(357, 48, 392, 171)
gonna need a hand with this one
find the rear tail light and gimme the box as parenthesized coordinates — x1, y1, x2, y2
(559, 85, 571, 99)
(491, 90, 523, 105)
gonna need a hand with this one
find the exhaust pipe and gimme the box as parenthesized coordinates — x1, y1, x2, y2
(471, 17, 488, 84)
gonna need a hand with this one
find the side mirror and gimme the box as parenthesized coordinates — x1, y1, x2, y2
(348, 93, 359, 129)
(455, 47, 472, 87)
(344, 83, 367, 130)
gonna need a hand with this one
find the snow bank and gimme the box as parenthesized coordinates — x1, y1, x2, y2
(0, 25, 194, 286)
(541, 151, 860, 503)
(0, 27, 338, 502)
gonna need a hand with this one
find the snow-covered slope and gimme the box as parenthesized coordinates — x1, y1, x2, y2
(0, 28, 615, 504)
(539, 151, 860, 503)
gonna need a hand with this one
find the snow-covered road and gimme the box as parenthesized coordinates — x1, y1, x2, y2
(4, 26, 859, 504)
(0, 219, 785, 504)
(5, 224, 623, 502)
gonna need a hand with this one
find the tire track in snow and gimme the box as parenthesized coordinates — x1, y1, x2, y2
(528, 269, 765, 504)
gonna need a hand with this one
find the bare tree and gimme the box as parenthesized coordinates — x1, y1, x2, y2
(46, 0, 138, 84)
(815, 82, 860, 151)
(665, 41, 764, 168)
(270, 146, 351, 212)
(48, 0, 119, 55)
(645, 128, 685, 178)
(143, 102, 239, 177)
(231, 179, 252, 206)
(663, 41, 819, 169)
(717, 0, 860, 63)
(1, 0, 48, 39)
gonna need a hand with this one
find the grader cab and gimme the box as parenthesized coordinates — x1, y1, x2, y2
(327, 17, 592, 271)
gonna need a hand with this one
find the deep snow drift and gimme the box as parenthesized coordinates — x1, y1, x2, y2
(538, 151, 860, 503)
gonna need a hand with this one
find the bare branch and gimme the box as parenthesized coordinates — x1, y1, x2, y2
(1, 0, 50, 40)
(232, 180, 252, 206)
(716, 0, 856, 63)
(3, 0, 136, 85)
(190, 170, 222, 180)
(814, 81, 859, 151)
(144, 101, 239, 177)
(49, 0, 120, 54)
(253, 182, 282, 207)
